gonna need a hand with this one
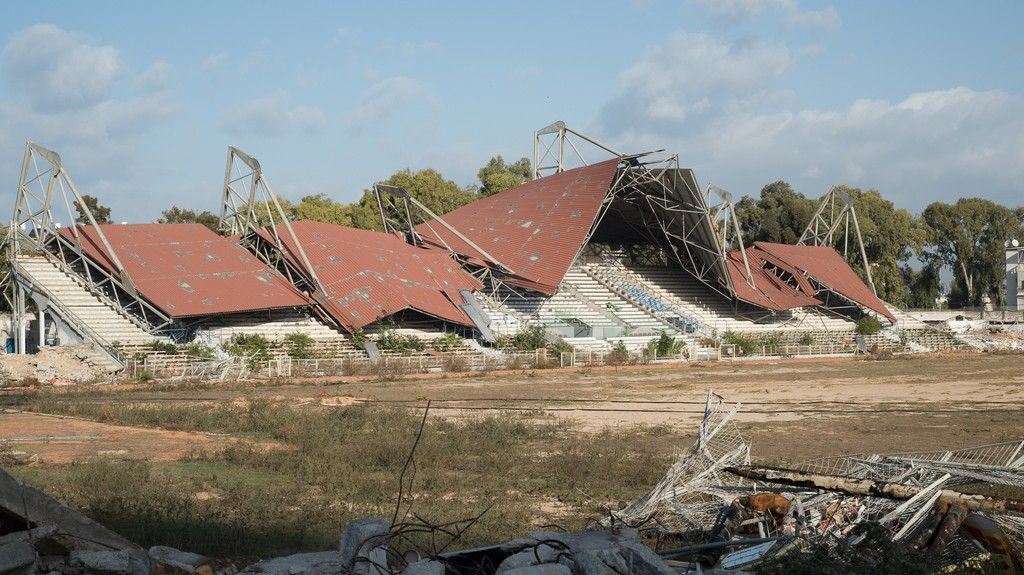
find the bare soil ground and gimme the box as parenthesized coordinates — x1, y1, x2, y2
(6, 352, 1023, 465)
(0, 410, 261, 463)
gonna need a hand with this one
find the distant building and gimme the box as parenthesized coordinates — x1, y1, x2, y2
(1007, 240, 1024, 310)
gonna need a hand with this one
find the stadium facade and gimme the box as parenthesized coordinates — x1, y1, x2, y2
(2, 127, 916, 371)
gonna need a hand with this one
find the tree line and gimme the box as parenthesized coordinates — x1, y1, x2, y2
(55, 159, 1024, 310)
(737, 181, 1023, 308)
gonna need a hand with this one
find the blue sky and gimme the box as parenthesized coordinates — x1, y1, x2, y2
(0, 0, 1021, 223)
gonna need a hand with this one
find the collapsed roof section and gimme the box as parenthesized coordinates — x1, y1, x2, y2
(256, 220, 482, 332)
(725, 249, 821, 311)
(64, 223, 312, 318)
(415, 159, 621, 294)
(753, 242, 896, 322)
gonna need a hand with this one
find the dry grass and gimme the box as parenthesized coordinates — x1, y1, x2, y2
(5, 393, 682, 562)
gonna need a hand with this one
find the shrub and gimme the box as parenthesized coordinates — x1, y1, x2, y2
(605, 341, 630, 366)
(181, 342, 215, 360)
(798, 332, 815, 346)
(376, 329, 426, 354)
(501, 326, 548, 351)
(224, 334, 271, 370)
(855, 315, 883, 335)
(721, 331, 757, 356)
(430, 332, 462, 352)
(146, 341, 178, 355)
(136, 371, 153, 382)
(351, 328, 366, 348)
(284, 332, 316, 359)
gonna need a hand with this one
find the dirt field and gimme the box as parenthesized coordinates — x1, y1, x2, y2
(4, 352, 1023, 464)
(2, 352, 1023, 559)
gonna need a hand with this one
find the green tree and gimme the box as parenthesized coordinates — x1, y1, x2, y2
(288, 194, 353, 226)
(831, 186, 925, 305)
(74, 195, 111, 224)
(477, 155, 531, 196)
(158, 206, 220, 231)
(735, 181, 816, 246)
(346, 168, 477, 231)
(921, 198, 1021, 307)
(900, 260, 942, 309)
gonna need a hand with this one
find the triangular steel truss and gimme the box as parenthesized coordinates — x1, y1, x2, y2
(798, 186, 876, 294)
(219, 146, 326, 296)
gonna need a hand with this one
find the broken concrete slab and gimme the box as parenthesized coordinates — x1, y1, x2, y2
(69, 549, 149, 575)
(149, 545, 215, 575)
(400, 559, 444, 575)
(0, 540, 36, 575)
(238, 551, 340, 575)
(500, 565, 572, 575)
(338, 517, 388, 575)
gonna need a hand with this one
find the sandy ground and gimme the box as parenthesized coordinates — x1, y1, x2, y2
(0, 410, 254, 464)
(4, 353, 1023, 465)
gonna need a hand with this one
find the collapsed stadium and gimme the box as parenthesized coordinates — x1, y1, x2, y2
(1, 123, 955, 378)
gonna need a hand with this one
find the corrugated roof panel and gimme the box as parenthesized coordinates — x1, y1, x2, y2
(261, 221, 482, 331)
(725, 251, 822, 311)
(415, 159, 621, 294)
(63, 223, 312, 318)
(753, 242, 896, 322)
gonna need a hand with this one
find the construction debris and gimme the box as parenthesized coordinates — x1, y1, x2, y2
(0, 345, 114, 385)
(610, 388, 1024, 572)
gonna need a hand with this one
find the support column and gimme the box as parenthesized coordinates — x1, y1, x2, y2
(37, 308, 45, 349)
(15, 285, 25, 355)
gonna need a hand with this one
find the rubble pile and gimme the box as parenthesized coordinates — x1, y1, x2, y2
(610, 389, 1024, 572)
(0, 346, 114, 386)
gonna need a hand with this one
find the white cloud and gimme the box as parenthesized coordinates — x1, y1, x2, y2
(598, 32, 792, 135)
(595, 29, 1024, 209)
(202, 52, 227, 72)
(221, 92, 327, 137)
(342, 75, 433, 132)
(0, 24, 177, 218)
(692, 0, 841, 31)
(0, 24, 122, 111)
(786, 6, 841, 31)
(133, 60, 173, 93)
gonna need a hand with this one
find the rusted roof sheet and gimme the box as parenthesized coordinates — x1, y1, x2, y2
(753, 242, 896, 322)
(725, 251, 821, 311)
(63, 224, 311, 318)
(259, 221, 482, 331)
(415, 159, 621, 295)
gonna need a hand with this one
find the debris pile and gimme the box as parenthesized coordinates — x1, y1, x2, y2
(0, 346, 114, 385)
(611, 389, 1024, 572)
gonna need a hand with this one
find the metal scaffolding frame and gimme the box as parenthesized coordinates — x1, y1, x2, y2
(373, 183, 514, 275)
(799, 186, 876, 294)
(219, 146, 326, 296)
(5, 143, 172, 355)
(529, 121, 742, 300)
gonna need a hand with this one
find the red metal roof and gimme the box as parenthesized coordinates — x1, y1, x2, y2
(415, 159, 621, 295)
(752, 242, 896, 322)
(260, 221, 482, 331)
(63, 224, 312, 318)
(725, 251, 822, 311)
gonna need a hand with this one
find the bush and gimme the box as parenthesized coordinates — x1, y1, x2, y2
(430, 332, 462, 352)
(146, 341, 178, 355)
(441, 355, 468, 373)
(605, 341, 630, 366)
(181, 342, 215, 360)
(721, 331, 757, 356)
(855, 316, 883, 335)
(798, 332, 815, 346)
(224, 334, 271, 370)
(351, 328, 366, 348)
(376, 329, 426, 354)
(284, 332, 316, 359)
(500, 326, 548, 351)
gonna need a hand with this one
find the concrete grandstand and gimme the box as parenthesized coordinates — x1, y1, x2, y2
(2, 130, 951, 376)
